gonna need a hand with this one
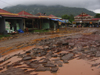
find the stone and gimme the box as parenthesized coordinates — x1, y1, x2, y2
(69, 43, 75, 46)
(25, 50, 31, 53)
(50, 67, 58, 73)
(39, 58, 49, 63)
(61, 53, 74, 60)
(91, 63, 100, 67)
(22, 56, 32, 61)
(74, 44, 83, 51)
(52, 54, 58, 57)
(0, 68, 32, 75)
(29, 63, 40, 68)
(96, 51, 100, 57)
(63, 60, 69, 63)
(58, 63, 63, 67)
(62, 42, 69, 46)
(0, 67, 3, 70)
(44, 63, 56, 67)
(35, 67, 50, 71)
(24, 61, 31, 65)
(0, 60, 4, 64)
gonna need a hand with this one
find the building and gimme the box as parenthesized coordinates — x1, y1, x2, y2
(18, 11, 39, 30)
(74, 12, 94, 24)
(0, 9, 23, 34)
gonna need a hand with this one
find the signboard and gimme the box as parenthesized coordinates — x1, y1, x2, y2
(73, 22, 76, 24)
(90, 22, 92, 24)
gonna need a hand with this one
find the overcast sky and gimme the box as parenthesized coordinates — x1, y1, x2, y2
(0, 0, 100, 13)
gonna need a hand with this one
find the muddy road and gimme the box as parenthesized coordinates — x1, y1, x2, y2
(0, 28, 100, 75)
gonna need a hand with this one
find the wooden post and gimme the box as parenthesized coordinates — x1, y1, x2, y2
(23, 19, 26, 30)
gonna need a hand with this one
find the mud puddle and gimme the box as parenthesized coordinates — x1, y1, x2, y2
(30, 59, 100, 75)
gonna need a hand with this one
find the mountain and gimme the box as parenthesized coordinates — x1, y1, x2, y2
(3, 5, 96, 17)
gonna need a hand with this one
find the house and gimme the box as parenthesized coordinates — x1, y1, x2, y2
(0, 9, 23, 34)
(35, 13, 51, 30)
(18, 11, 39, 30)
(92, 18, 100, 24)
(73, 12, 94, 27)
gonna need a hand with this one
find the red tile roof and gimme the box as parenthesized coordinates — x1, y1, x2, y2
(75, 12, 92, 17)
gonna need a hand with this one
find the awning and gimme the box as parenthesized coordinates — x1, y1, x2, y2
(51, 18, 69, 23)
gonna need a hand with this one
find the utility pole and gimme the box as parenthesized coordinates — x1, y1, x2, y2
(81, 12, 83, 27)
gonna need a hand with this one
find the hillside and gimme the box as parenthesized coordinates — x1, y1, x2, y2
(3, 5, 96, 17)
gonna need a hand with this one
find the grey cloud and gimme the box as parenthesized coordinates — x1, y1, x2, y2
(0, 0, 100, 13)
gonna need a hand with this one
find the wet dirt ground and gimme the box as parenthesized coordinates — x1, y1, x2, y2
(0, 28, 100, 75)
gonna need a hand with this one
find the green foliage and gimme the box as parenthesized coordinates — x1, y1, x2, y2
(62, 14, 74, 23)
(95, 14, 100, 18)
(62, 14, 69, 19)
(33, 29, 49, 33)
(0, 34, 11, 39)
(3, 5, 96, 17)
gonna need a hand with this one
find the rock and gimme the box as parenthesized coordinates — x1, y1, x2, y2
(52, 54, 58, 57)
(74, 44, 83, 51)
(0, 67, 3, 70)
(39, 58, 49, 63)
(0, 68, 32, 75)
(29, 63, 40, 68)
(91, 63, 100, 67)
(25, 50, 31, 53)
(35, 67, 50, 71)
(52, 58, 60, 61)
(0, 60, 4, 64)
(31, 60, 39, 64)
(69, 43, 75, 46)
(44, 63, 57, 67)
(54, 60, 63, 67)
(40, 51, 47, 56)
(62, 42, 69, 46)
(50, 67, 58, 73)
(24, 61, 31, 65)
(22, 56, 32, 61)
(63, 60, 69, 63)
(58, 63, 63, 67)
(96, 51, 100, 57)
(61, 53, 74, 60)
(59, 53, 66, 57)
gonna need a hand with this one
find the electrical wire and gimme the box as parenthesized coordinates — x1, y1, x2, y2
(0, 0, 13, 6)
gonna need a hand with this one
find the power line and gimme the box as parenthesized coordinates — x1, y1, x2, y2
(0, 0, 13, 6)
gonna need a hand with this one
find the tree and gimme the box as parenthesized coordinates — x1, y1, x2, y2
(62, 14, 69, 19)
(62, 14, 74, 23)
(95, 14, 100, 18)
(69, 14, 74, 22)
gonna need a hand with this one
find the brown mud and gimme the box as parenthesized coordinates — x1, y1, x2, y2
(0, 28, 100, 75)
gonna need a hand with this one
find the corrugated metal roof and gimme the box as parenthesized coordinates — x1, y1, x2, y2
(18, 11, 39, 19)
(18, 11, 33, 16)
(35, 13, 46, 16)
(0, 9, 18, 16)
(0, 8, 11, 13)
(48, 14, 58, 19)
